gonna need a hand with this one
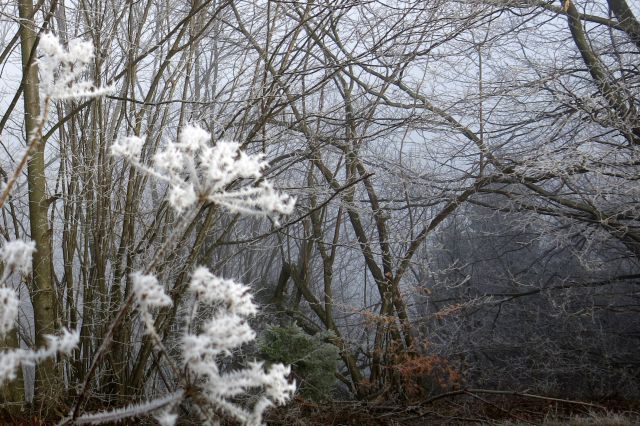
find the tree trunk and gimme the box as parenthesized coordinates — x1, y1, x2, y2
(0, 329, 25, 417)
(17, 0, 60, 417)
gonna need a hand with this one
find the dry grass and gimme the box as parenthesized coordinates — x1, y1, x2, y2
(498, 411, 640, 426)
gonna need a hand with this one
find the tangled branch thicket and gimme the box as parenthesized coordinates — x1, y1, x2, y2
(0, 0, 639, 423)
(0, 33, 294, 425)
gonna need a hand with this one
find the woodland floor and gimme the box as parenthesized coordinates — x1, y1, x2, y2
(267, 394, 640, 425)
(2, 394, 639, 425)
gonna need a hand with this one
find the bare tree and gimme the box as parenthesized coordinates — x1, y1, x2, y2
(0, 0, 638, 420)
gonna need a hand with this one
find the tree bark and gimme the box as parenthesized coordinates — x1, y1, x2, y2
(0, 329, 24, 416)
(607, 0, 640, 51)
(17, 0, 60, 416)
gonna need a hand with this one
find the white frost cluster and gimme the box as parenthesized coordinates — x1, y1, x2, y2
(0, 239, 35, 275)
(43, 328, 80, 354)
(128, 266, 295, 425)
(196, 361, 295, 425)
(131, 271, 172, 333)
(110, 135, 144, 161)
(154, 411, 178, 426)
(0, 328, 79, 384)
(106, 71, 296, 424)
(0, 351, 21, 383)
(182, 266, 295, 425)
(189, 266, 257, 316)
(111, 125, 296, 219)
(132, 272, 172, 310)
(38, 32, 111, 100)
(0, 287, 19, 336)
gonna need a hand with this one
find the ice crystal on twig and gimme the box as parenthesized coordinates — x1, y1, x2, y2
(107, 89, 297, 426)
(190, 266, 257, 316)
(178, 267, 295, 425)
(131, 271, 172, 333)
(0, 240, 36, 275)
(38, 32, 112, 100)
(112, 125, 296, 219)
(70, 390, 184, 425)
(110, 135, 144, 161)
(0, 328, 79, 384)
(129, 265, 296, 425)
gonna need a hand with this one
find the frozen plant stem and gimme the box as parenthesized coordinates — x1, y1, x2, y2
(1, 31, 112, 211)
(0, 30, 109, 410)
(97, 125, 297, 425)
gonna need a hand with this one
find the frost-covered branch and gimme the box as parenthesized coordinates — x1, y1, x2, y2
(0, 32, 108, 390)
(111, 125, 296, 220)
(0, 241, 78, 385)
(1, 29, 296, 424)
(68, 390, 184, 425)
(107, 126, 297, 425)
(0, 33, 110, 210)
(38, 33, 112, 100)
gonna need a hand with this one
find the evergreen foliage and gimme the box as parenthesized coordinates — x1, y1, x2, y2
(260, 325, 339, 402)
